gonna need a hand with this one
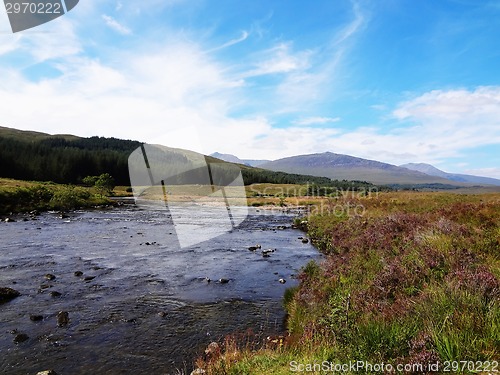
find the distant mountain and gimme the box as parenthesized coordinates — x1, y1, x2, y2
(400, 163, 500, 186)
(210, 152, 270, 167)
(260, 152, 464, 185)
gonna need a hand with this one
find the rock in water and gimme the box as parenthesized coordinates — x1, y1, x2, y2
(57, 311, 69, 327)
(301, 238, 309, 244)
(45, 274, 56, 281)
(36, 371, 58, 375)
(219, 278, 229, 284)
(279, 278, 286, 284)
(14, 333, 29, 343)
(0, 287, 20, 302)
(30, 315, 44, 322)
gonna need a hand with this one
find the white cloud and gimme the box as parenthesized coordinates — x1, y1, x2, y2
(0, 41, 253, 156)
(102, 14, 131, 35)
(391, 87, 500, 153)
(2, 18, 82, 62)
(293, 116, 341, 126)
(463, 167, 500, 180)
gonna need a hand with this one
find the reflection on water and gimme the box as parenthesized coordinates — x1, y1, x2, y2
(0, 206, 319, 374)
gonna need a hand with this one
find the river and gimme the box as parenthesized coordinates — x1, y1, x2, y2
(0, 205, 319, 374)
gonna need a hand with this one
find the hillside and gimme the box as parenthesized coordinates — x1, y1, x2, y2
(0, 126, 142, 185)
(400, 162, 500, 186)
(0, 127, 379, 190)
(260, 152, 461, 186)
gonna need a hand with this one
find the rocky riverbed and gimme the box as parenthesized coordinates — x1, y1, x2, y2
(0, 206, 320, 374)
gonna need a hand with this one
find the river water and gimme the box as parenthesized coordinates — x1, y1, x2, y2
(0, 205, 319, 374)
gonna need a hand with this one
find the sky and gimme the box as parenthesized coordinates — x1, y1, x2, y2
(0, 0, 499, 178)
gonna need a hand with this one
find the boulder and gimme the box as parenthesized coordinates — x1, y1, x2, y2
(45, 274, 56, 281)
(36, 371, 58, 375)
(218, 278, 229, 284)
(74, 271, 83, 277)
(279, 278, 286, 284)
(301, 238, 309, 244)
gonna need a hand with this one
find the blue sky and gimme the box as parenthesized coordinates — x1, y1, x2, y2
(0, 0, 499, 178)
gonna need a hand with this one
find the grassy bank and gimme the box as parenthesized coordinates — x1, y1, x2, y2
(196, 192, 500, 374)
(0, 178, 113, 214)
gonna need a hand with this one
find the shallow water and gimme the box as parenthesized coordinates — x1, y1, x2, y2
(0, 206, 319, 374)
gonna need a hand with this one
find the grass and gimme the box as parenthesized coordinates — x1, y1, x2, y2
(0, 178, 113, 214)
(194, 191, 500, 374)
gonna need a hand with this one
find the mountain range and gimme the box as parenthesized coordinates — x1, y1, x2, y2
(399, 163, 500, 186)
(212, 151, 500, 187)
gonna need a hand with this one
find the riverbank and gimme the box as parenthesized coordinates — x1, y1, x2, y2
(194, 191, 500, 374)
(0, 178, 114, 216)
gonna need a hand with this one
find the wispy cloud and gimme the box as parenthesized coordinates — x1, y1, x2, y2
(243, 43, 312, 77)
(272, 2, 367, 111)
(293, 116, 341, 126)
(209, 31, 249, 52)
(102, 15, 132, 35)
(332, 1, 365, 46)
